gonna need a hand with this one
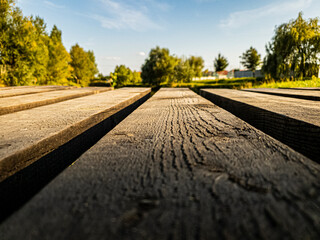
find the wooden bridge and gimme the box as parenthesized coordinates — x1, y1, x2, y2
(0, 86, 319, 239)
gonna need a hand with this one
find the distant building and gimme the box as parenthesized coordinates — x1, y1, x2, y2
(234, 70, 264, 78)
(216, 70, 228, 79)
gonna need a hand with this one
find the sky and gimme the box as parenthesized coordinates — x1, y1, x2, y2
(17, 0, 320, 75)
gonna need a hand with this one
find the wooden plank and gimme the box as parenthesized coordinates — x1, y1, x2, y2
(1, 88, 319, 239)
(0, 87, 113, 115)
(200, 89, 320, 162)
(0, 88, 150, 183)
(242, 88, 320, 101)
(0, 85, 75, 98)
(288, 87, 320, 91)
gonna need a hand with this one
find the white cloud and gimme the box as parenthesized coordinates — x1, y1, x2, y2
(220, 0, 313, 28)
(138, 52, 146, 56)
(102, 56, 121, 61)
(44, 0, 65, 9)
(93, 0, 161, 31)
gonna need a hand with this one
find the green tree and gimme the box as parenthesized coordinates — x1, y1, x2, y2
(187, 56, 204, 78)
(87, 50, 99, 77)
(141, 46, 179, 86)
(110, 65, 133, 87)
(132, 71, 141, 84)
(240, 47, 261, 77)
(47, 25, 72, 85)
(31, 16, 49, 85)
(0, 0, 14, 82)
(70, 43, 97, 86)
(3, 8, 39, 85)
(214, 53, 228, 72)
(174, 58, 193, 83)
(263, 12, 320, 79)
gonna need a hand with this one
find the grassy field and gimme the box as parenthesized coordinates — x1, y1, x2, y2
(161, 77, 320, 93)
(252, 77, 320, 88)
(2, 77, 319, 90)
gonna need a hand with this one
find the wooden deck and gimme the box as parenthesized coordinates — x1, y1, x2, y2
(0, 88, 319, 240)
(201, 88, 320, 162)
(242, 88, 320, 101)
(0, 87, 112, 115)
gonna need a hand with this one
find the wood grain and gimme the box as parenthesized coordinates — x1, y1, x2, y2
(201, 89, 320, 162)
(1, 88, 319, 240)
(0, 88, 150, 182)
(0, 87, 112, 115)
(242, 88, 320, 101)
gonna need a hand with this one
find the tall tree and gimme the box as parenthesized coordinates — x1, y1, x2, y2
(187, 56, 204, 78)
(141, 46, 179, 86)
(174, 58, 191, 83)
(263, 12, 320, 79)
(47, 25, 72, 85)
(87, 50, 99, 77)
(214, 53, 228, 72)
(240, 47, 261, 77)
(31, 16, 49, 85)
(110, 65, 132, 87)
(2, 8, 39, 85)
(70, 43, 97, 86)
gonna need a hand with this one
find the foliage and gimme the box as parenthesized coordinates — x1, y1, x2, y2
(263, 12, 320, 79)
(0, 0, 98, 86)
(240, 47, 261, 76)
(110, 65, 141, 87)
(214, 53, 228, 72)
(141, 47, 204, 86)
(174, 58, 192, 83)
(46, 25, 72, 85)
(253, 76, 320, 88)
(69, 44, 98, 86)
(141, 46, 180, 86)
(187, 56, 204, 78)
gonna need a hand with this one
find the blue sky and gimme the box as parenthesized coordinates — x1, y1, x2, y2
(17, 0, 320, 74)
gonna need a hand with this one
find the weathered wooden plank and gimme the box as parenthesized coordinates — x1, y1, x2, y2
(242, 88, 320, 101)
(0, 87, 112, 115)
(200, 89, 320, 162)
(0, 85, 75, 98)
(0, 87, 150, 183)
(289, 87, 320, 91)
(1, 88, 318, 240)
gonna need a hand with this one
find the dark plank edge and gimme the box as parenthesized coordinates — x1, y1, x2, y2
(200, 89, 320, 162)
(0, 87, 113, 116)
(242, 89, 320, 101)
(0, 89, 150, 183)
(0, 91, 150, 223)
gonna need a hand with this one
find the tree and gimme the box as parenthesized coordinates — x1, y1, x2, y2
(214, 53, 228, 72)
(187, 56, 204, 78)
(132, 71, 141, 84)
(0, 0, 99, 86)
(31, 16, 50, 85)
(110, 65, 132, 87)
(1, 7, 40, 85)
(87, 50, 99, 78)
(47, 25, 72, 85)
(263, 12, 320, 79)
(70, 44, 97, 86)
(174, 58, 192, 83)
(240, 47, 261, 77)
(141, 46, 179, 86)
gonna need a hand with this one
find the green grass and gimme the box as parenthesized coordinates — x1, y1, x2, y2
(160, 77, 320, 92)
(159, 78, 264, 93)
(252, 77, 320, 88)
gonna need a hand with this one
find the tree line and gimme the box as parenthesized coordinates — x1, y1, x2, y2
(1, 1, 319, 87)
(0, 0, 98, 86)
(140, 12, 320, 86)
(263, 12, 320, 79)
